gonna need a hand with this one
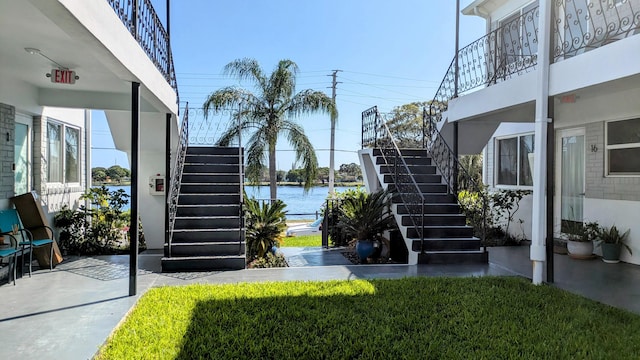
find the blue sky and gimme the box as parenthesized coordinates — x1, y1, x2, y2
(91, 0, 485, 170)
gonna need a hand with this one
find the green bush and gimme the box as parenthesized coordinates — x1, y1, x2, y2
(244, 195, 287, 262)
(247, 252, 288, 268)
(324, 187, 367, 247)
(54, 186, 146, 255)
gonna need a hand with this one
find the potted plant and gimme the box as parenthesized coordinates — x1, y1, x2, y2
(565, 221, 599, 259)
(337, 189, 395, 263)
(596, 225, 631, 263)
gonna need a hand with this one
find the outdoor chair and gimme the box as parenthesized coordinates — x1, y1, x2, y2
(0, 208, 53, 277)
(10, 192, 62, 273)
(0, 218, 20, 286)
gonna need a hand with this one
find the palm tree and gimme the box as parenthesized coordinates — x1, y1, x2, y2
(203, 58, 336, 201)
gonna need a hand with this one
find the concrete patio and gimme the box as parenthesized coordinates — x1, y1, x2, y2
(0, 245, 639, 359)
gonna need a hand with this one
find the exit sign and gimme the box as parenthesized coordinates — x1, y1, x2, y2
(51, 69, 77, 84)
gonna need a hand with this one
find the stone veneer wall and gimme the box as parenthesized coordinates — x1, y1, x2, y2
(585, 121, 640, 202)
(0, 103, 15, 201)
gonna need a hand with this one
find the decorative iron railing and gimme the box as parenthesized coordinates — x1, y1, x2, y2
(552, 0, 640, 60)
(107, 0, 179, 104)
(362, 107, 425, 249)
(424, 107, 488, 244)
(167, 103, 189, 256)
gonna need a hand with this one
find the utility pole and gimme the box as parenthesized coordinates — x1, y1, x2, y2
(328, 69, 341, 196)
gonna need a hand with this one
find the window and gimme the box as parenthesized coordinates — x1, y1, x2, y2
(606, 118, 640, 175)
(496, 134, 534, 186)
(47, 121, 80, 183)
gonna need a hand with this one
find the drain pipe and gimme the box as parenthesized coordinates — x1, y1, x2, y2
(531, 0, 552, 285)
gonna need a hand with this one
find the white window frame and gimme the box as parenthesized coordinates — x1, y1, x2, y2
(494, 132, 535, 189)
(46, 120, 81, 185)
(605, 117, 640, 177)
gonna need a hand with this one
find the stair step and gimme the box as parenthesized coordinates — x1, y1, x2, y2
(388, 183, 448, 193)
(166, 242, 245, 256)
(172, 229, 244, 242)
(392, 193, 455, 204)
(175, 216, 241, 229)
(178, 193, 240, 205)
(183, 164, 243, 173)
(401, 214, 467, 226)
(417, 250, 488, 264)
(161, 255, 246, 272)
(376, 156, 432, 166)
(411, 237, 481, 251)
(396, 203, 461, 214)
(187, 146, 243, 156)
(176, 204, 240, 217)
(384, 173, 442, 184)
(179, 184, 240, 194)
(407, 226, 474, 238)
(181, 174, 241, 183)
(379, 164, 436, 175)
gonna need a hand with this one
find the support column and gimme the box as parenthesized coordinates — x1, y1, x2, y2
(531, 0, 552, 285)
(546, 115, 555, 283)
(129, 82, 140, 296)
(165, 113, 171, 255)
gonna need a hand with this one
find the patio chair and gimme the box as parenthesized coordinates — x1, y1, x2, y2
(10, 192, 62, 274)
(0, 230, 19, 286)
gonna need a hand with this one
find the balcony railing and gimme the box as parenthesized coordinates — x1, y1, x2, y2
(553, 0, 640, 61)
(107, 0, 179, 103)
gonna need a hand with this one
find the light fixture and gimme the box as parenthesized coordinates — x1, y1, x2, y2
(24, 47, 68, 69)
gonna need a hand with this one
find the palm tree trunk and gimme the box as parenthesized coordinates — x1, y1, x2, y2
(269, 143, 277, 203)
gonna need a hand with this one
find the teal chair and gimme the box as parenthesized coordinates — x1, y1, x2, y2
(0, 209, 53, 277)
(0, 212, 21, 285)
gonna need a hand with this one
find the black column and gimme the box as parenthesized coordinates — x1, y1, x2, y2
(546, 98, 555, 283)
(165, 113, 171, 255)
(129, 82, 140, 296)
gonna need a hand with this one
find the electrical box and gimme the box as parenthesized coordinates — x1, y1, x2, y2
(149, 174, 165, 195)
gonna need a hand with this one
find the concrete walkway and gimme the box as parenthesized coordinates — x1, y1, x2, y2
(0, 246, 639, 359)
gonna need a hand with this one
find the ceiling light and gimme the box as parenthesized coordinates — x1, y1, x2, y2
(24, 47, 41, 55)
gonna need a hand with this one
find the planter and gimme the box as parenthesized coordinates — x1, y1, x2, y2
(567, 240, 594, 259)
(356, 240, 376, 264)
(601, 243, 621, 263)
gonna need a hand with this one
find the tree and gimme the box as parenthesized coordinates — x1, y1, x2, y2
(458, 154, 483, 191)
(203, 58, 336, 201)
(107, 165, 128, 183)
(339, 163, 361, 177)
(92, 167, 107, 183)
(317, 167, 330, 184)
(385, 101, 430, 148)
(276, 170, 286, 183)
(286, 168, 304, 184)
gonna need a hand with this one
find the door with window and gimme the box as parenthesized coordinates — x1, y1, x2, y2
(555, 128, 585, 236)
(14, 122, 30, 195)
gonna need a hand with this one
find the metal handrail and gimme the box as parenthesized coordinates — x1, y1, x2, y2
(362, 106, 425, 248)
(424, 107, 488, 244)
(106, 0, 179, 106)
(167, 103, 189, 256)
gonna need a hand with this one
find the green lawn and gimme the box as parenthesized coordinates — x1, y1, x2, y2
(280, 234, 322, 247)
(97, 277, 640, 359)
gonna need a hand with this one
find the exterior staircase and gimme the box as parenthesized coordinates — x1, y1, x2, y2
(367, 148, 487, 265)
(161, 146, 245, 272)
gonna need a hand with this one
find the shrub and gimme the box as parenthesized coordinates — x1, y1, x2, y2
(324, 187, 367, 247)
(247, 252, 288, 268)
(54, 186, 146, 255)
(244, 196, 287, 262)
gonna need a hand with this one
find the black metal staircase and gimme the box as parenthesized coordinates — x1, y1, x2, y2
(162, 146, 245, 271)
(362, 107, 487, 264)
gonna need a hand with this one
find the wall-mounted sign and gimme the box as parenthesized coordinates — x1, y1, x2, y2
(50, 69, 77, 84)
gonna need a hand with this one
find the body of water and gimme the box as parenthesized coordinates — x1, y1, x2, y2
(103, 185, 359, 220)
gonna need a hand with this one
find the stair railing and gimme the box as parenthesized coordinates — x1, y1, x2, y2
(167, 102, 189, 257)
(362, 106, 426, 250)
(424, 106, 488, 245)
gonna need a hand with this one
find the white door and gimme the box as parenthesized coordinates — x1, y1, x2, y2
(555, 128, 585, 236)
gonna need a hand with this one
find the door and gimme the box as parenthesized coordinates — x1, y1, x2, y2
(555, 128, 585, 236)
(14, 123, 30, 195)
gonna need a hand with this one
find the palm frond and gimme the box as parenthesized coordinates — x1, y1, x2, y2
(244, 130, 269, 184)
(287, 90, 336, 119)
(282, 121, 318, 191)
(202, 87, 247, 119)
(223, 58, 267, 90)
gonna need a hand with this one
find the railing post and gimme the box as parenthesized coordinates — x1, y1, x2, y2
(131, 0, 138, 40)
